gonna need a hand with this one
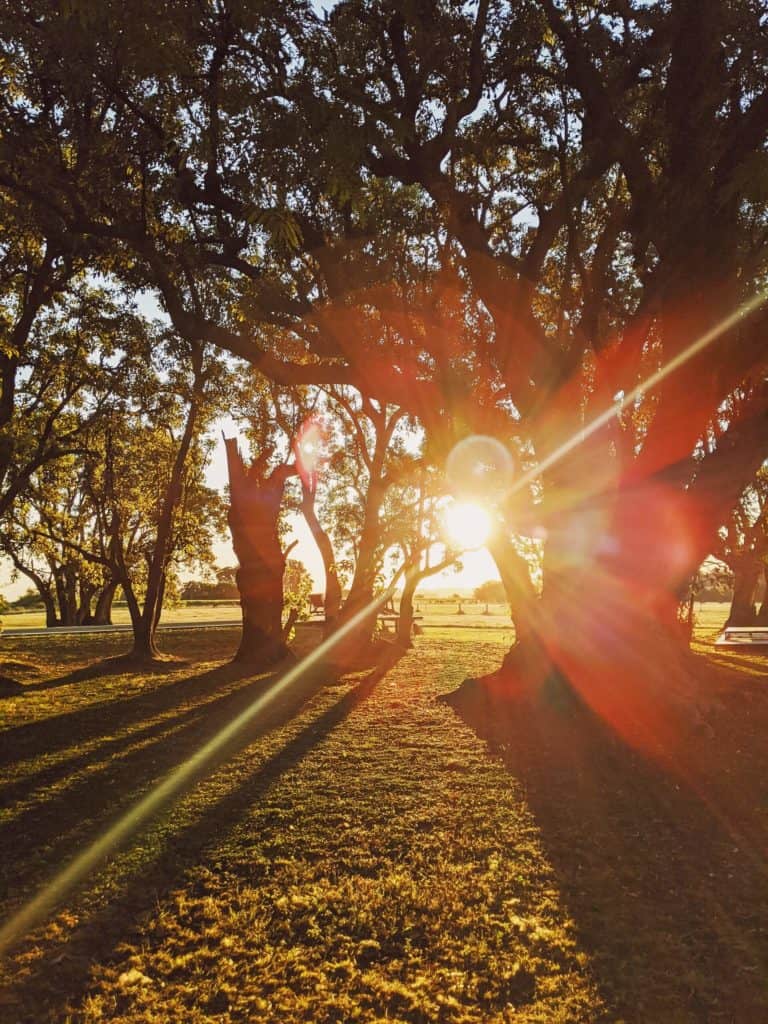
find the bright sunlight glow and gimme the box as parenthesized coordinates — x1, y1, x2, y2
(444, 501, 492, 550)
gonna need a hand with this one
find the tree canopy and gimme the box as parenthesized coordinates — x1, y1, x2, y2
(2, 1, 768, 689)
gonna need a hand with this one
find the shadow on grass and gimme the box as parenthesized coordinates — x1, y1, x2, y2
(0, 645, 340, 901)
(2, 652, 399, 1022)
(0, 655, 253, 770)
(443, 666, 768, 1023)
(16, 654, 191, 692)
(0, 627, 327, 767)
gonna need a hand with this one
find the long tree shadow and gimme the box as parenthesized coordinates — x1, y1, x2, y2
(2, 654, 398, 1023)
(0, 657, 260, 769)
(443, 671, 768, 1023)
(0, 649, 343, 903)
(0, 627, 323, 768)
(0, 695, 213, 812)
(15, 654, 191, 693)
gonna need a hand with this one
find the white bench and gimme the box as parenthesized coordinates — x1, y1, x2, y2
(714, 626, 768, 646)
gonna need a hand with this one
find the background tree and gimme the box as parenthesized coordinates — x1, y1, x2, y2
(474, 580, 507, 606)
(2, 461, 118, 627)
(386, 473, 455, 647)
(24, 335, 227, 659)
(180, 566, 239, 602)
(715, 467, 768, 627)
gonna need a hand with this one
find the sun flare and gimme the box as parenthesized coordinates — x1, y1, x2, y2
(444, 501, 492, 550)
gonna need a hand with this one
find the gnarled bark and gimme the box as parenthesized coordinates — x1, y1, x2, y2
(225, 437, 296, 666)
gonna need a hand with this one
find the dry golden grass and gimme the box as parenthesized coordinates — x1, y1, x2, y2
(0, 613, 766, 1023)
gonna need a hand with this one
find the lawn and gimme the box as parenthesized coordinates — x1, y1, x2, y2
(0, 614, 766, 1023)
(0, 594, 550, 634)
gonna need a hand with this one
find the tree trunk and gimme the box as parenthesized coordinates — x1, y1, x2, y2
(487, 533, 538, 642)
(225, 437, 294, 667)
(125, 580, 160, 660)
(334, 480, 385, 656)
(757, 567, 768, 624)
(124, 362, 204, 661)
(449, 481, 718, 750)
(42, 591, 59, 628)
(340, 516, 381, 621)
(53, 564, 75, 626)
(134, 390, 200, 660)
(300, 480, 342, 635)
(76, 578, 95, 625)
(152, 572, 167, 633)
(726, 560, 760, 627)
(92, 581, 117, 625)
(396, 575, 417, 648)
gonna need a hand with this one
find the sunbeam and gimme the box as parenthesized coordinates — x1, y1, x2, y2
(0, 576, 418, 956)
(509, 287, 768, 501)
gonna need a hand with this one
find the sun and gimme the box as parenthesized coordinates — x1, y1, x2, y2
(444, 501, 492, 550)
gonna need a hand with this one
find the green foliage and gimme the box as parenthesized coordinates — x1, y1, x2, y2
(283, 558, 312, 622)
(473, 579, 507, 604)
(181, 567, 239, 602)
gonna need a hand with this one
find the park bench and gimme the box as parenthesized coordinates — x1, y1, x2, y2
(714, 626, 768, 647)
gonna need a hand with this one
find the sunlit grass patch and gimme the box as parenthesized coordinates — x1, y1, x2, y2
(0, 634, 604, 1022)
(1, 627, 767, 1022)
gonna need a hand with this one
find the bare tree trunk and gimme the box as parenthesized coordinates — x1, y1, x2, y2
(225, 437, 295, 666)
(300, 479, 341, 634)
(92, 581, 117, 625)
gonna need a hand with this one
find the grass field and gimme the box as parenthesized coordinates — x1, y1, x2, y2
(0, 610, 766, 1022)
(2, 597, 511, 632)
(0, 597, 729, 636)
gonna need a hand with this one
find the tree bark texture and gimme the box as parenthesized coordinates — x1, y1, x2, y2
(225, 437, 294, 666)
